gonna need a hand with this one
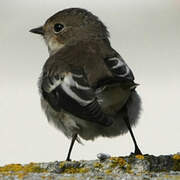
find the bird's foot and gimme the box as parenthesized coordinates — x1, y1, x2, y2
(131, 146, 143, 155)
(65, 157, 72, 161)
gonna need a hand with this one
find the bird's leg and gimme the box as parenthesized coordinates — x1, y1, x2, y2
(66, 134, 77, 161)
(123, 105, 142, 155)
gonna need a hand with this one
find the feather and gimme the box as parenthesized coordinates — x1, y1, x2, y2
(104, 56, 134, 81)
(41, 69, 113, 126)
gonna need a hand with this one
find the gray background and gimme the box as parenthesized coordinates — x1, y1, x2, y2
(0, 0, 179, 166)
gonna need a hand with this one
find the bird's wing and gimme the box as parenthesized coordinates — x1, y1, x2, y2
(104, 55, 135, 82)
(41, 69, 113, 127)
(92, 54, 138, 114)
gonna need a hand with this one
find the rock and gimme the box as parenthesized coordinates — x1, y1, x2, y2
(97, 153, 111, 161)
(0, 154, 179, 180)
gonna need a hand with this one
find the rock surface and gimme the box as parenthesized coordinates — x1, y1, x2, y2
(0, 154, 180, 180)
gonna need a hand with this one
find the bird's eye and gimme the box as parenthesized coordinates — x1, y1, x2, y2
(53, 23, 64, 33)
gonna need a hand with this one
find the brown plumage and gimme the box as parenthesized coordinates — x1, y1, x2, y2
(43, 40, 113, 85)
(30, 8, 142, 161)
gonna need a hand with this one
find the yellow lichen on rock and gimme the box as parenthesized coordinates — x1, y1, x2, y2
(109, 157, 127, 168)
(173, 154, 180, 171)
(173, 154, 180, 160)
(135, 155, 144, 160)
(93, 162, 103, 169)
(0, 164, 23, 173)
(64, 167, 89, 174)
(105, 169, 112, 174)
(109, 157, 132, 173)
(59, 161, 66, 169)
(0, 162, 47, 179)
(59, 161, 89, 174)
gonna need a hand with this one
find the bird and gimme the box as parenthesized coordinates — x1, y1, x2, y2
(30, 8, 142, 161)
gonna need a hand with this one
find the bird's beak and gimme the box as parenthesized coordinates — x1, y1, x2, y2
(29, 26, 44, 35)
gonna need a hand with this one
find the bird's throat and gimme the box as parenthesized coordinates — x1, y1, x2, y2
(45, 37, 65, 56)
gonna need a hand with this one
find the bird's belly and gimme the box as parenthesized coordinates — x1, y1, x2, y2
(40, 89, 141, 141)
(41, 97, 79, 138)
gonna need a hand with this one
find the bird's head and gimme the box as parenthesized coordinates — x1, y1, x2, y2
(30, 8, 110, 55)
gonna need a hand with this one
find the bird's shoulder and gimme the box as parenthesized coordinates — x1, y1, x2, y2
(43, 40, 135, 88)
(42, 40, 112, 83)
